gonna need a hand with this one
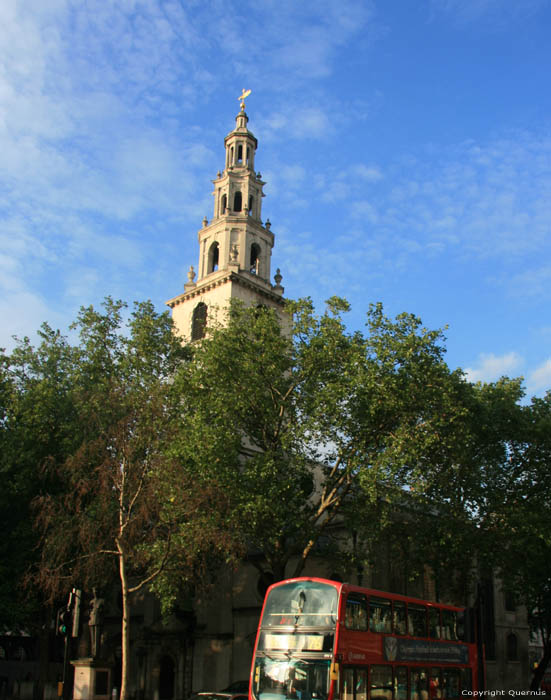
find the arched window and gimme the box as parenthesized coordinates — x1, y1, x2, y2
(221, 193, 227, 215)
(505, 590, 516, 612)
(208, 242, 219, 273)
(237, 144, 243, 163)
(233, 191, 242, 212)
(230, 146, 234, 165)
(191, 303, 207, 341)
(246, 146, 250, 164)
(507, 633, 518, 661)
(250, 243, 261, 274)
(248, 195, 254, 215)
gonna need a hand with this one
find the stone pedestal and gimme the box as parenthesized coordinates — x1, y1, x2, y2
(71, 659, 113, 700)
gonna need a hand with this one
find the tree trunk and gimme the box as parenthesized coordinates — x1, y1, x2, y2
(118, 550, 131, 700)
(530, 642, 551, 691)
(270, 558, 288, 583)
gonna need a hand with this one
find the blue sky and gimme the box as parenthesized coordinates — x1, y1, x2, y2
(1, 0, 550, 396)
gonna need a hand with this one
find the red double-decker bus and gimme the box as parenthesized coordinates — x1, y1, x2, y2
(249, 578, 478, 700)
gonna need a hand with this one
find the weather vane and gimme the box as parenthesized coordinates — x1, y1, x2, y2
(238, 88, 251, 110)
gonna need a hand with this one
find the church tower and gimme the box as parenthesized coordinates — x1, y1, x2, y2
(166, 96, 285, 341)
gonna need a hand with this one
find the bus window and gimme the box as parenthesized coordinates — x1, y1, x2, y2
(410, 669, 428, 700)
(261, 580, 338, 627)
(395, 667, 408, 700)
(346, 594, 368, 631)
(370, 666, 393, 700)
(369, 597, 392, 634)
(429, 669, 442, 700)
(456, 609, 466, 642)
(394, 601, 407, 635)
(254, 657, 331, 700)
(442, 670, 460, 699)
(441, 610, 458, 641)
(344, 669, 355, 700)
(356, 669, 367, 700)
(343, 668, 367, 700)
(408, 605, 427, 638)
(460, 669, 472, 694)
(429, 609, 441, 639)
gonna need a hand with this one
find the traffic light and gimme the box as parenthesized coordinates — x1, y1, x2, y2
(56, 608, 72, 636)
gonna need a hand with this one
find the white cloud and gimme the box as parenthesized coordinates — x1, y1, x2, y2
(330, 132, 551, 293)
(464, 352, 523, 383)
(261, 106, 334, 142)
(350, 200, 379, 224)
(506, 265, 551, 299)
(527, 359, 551, 395)
(350, 164, 384, 182)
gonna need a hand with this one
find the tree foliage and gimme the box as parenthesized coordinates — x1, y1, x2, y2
(172, 298, 471, 582)
(6, 299, 242, 700)
(3, 293, 550, 692)
(0, 326, 80, 629)
(483, 390, 551, 689)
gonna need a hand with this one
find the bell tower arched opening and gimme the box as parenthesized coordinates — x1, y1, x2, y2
(191, 303, 207, 340)
(233, 191, 242, 212)
(208, 242, 219, 273)
(250, 243, 261, 275)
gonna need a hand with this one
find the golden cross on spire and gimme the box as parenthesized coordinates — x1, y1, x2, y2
(238, 88, 251, 110)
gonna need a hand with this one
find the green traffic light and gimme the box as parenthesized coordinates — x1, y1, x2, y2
(57, 608, 72, 636)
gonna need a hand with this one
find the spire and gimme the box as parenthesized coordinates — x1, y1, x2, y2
(193, 96, 273, 281)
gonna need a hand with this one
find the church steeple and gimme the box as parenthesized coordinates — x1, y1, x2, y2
(167, 95, 286, 342)
(197, 103, 269, 281)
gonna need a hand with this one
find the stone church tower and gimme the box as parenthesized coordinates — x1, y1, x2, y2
(166, 99, 285, 340)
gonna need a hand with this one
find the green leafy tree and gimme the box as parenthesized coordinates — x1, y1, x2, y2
(393, 377, 527, 603)
(486, 391, 551, 690)
(403, 376, 551, 687)
(30, 299, 242, 700)
(0, 327, 80, 630)
(173, 298, 469, 583)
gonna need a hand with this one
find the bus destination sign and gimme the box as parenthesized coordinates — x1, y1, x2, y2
(264, 633, 325, 651)
(383, 637, 469, 664)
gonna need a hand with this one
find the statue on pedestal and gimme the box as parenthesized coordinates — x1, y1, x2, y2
(88, 591, 105, 659)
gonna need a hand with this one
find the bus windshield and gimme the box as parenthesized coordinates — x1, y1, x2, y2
(261, 581, 338, 628)
(253, 657, 330, 700)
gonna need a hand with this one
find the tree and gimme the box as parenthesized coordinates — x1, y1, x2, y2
(393, 377, 528, 603)
(402, 375, 551, 687)
(485, 391, 551, 690)
(0, 326, 81, 631)
(172, 298, 470, 584)
(29, 299, 242, 700)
